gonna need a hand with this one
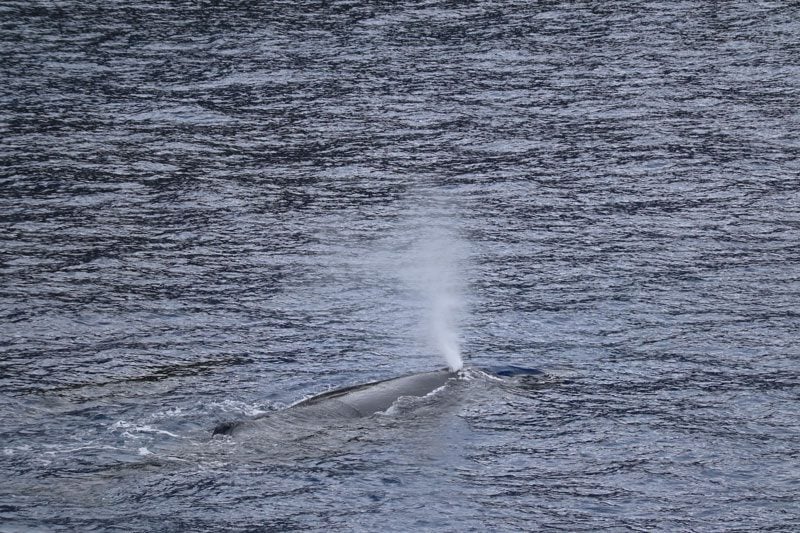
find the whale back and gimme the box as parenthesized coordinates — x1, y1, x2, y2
(214, 369, 455, 437)
(293, 369, 454, 417)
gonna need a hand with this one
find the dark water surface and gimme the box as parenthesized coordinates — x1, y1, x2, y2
(2, 1, 799, 531)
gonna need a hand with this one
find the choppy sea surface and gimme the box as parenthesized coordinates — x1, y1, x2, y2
(2, 1, 799, 531)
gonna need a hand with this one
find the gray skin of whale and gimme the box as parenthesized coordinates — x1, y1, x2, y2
(214, 369, 455, 437)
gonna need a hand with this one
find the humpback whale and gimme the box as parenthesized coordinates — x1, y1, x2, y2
(213, 366, 544, 437)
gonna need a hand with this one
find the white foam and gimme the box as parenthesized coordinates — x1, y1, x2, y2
(111, 420, 181, 438)
(208, 399, 271, 417)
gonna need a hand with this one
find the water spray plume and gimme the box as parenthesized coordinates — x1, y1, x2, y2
(416, 225, 465, 372)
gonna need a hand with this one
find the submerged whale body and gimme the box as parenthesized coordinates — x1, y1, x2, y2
(213, 366, 542, 437)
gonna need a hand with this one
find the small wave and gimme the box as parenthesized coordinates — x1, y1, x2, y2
(207, 399, 273, 418)
(111, 421, 182, 439)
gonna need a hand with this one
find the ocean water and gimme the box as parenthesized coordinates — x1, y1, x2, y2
(1, 1, 799, 531)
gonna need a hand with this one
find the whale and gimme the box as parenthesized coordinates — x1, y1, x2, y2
(212, 365, 544, 437)
(213, 369, 454, 437)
